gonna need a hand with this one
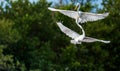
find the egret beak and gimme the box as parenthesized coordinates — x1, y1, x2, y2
(74, 5, 78, 10)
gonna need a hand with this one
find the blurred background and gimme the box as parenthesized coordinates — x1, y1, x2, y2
(0, 0, 119, 71)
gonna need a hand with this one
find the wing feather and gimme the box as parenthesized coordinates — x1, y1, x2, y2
(48, 7, 78, 19)
(81, 37, 110, 43)
(79, 12, 109, 23)
(56, 22, 80, 39)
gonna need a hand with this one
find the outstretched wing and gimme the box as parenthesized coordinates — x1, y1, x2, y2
(48, 7, 78, 19)
(56, 22, 80, 39)
(81, 37, 110, 43)
(79, 12, 109, 23)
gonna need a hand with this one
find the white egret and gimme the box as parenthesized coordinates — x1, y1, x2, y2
(48, 3, 109, 24)
(56, 22, 110, 44)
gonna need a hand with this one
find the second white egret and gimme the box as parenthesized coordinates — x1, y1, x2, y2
(56, 22, 110, 44)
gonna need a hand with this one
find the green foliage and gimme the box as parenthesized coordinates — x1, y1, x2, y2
(0, 19, 21, 44)
(0, 45, 25, 71)
(0, 45, 14, 71)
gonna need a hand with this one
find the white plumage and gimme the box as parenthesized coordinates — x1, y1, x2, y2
(56, 22, 110, 44)
(48, 5, 109, 24)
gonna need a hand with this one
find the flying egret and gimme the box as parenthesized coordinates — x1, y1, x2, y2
(48, 3, 109, 24)
(56, 22, 110, 44)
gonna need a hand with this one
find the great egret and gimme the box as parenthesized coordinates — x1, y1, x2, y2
(56, 22, 110, 44)
(48, 4, 109, 24)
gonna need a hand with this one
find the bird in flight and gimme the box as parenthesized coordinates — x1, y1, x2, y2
(56, 22, 110, 44)
(48, 3, 109, 24)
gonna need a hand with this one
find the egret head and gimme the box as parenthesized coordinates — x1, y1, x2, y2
(74, 3, 80, 11)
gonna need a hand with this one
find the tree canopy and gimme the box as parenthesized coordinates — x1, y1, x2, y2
(0, 0, 119, 71)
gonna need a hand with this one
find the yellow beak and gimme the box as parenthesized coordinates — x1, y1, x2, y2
(74, 6, 78, 10)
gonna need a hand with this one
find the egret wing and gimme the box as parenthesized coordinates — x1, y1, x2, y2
(81, 37, 110, 43)
(56, 22, 80, 39)
(48, 7, 78, 19)
(79, 12, 109, 23)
